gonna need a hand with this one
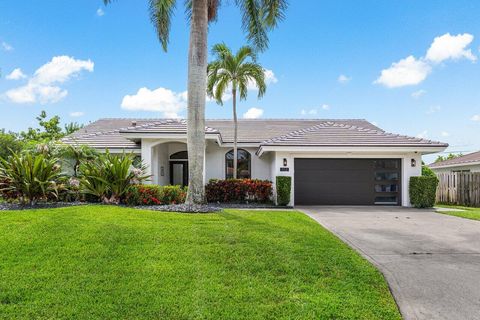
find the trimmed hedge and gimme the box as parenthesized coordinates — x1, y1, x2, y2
(409, 176, 438, 208)
(205, 179, 272, 203)
(124, 185, 186, 206)
(276, 176, 291, 206)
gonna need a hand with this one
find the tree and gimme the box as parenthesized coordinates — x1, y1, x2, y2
(207, 43, 266, 178)
(435, 153, 463, 163)
(103, 0, 287, 205)
(0, 130, 24, 160)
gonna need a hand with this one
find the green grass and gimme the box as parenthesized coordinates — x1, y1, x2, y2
(436, 204, 480, 221)
(0, 206, 401, 319)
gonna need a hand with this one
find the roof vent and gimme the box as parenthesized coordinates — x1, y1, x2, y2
(131, 121, 137, 127)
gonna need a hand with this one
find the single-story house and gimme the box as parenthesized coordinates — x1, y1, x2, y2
(63, 118, 448, 206)
(429, 151, 480, 173)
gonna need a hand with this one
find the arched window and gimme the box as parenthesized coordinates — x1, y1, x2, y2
(225, 149, 251, 179)
(170, 151, 188, 160)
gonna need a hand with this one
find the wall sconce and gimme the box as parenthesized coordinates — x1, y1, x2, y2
(160, 166, 165, 176)
(411, 159, 417, 167)
(283, 158, 288, 167)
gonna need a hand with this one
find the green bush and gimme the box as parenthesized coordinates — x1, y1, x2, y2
(276, 176, 291, 206)
(0, 152, 64, 205)
(124, 185, 187, 206)
(205, 179, 272, 203)
(422, 165, 436, 177)
(409, 176, 439, 208)
(79, 151, 148, 204)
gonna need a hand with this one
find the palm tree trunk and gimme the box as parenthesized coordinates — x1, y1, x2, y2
(185, 0, 208, 205)
(232, 88, 238, 179)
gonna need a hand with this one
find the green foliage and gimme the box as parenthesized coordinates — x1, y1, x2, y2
(124, 185, 187, 206)
(435, 153, 463, 163)
(276, 176, 291, 206)
(0, 152, 64, 205)
(206, 179, 272, 203)
(422, 165, 436, 177)
(0, 129, 24, 160)
(58, 144, 98, 177)
(207, 43, 266, 105)
(19, 110, 82, 143)
(409, 176, 439, 208)
(79, 152, 148, 204)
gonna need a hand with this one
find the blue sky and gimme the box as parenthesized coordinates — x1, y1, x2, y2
(1, 0, 479, 162)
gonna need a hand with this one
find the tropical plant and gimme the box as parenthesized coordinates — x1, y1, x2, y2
(58, 144, 98, 177)
(79, 152, 148, 204)
(207, 43, 266, 178)
(0, 152, 64, 205)
(0, 129, 24, 160)
(102, 0, 288, 205)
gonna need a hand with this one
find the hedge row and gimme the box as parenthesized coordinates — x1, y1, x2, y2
(206, 179, 272, 203)
(409, 176, 438, 208)
(124, 185, 187, 206)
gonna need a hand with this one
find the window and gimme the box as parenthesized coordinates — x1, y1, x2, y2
(225, 149, 251, 179)
(170, 151, 188, 160)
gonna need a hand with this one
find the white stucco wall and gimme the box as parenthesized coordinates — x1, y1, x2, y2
(205, 142, 272, 182)
(431, 164, 480, 174)
(269, 151, 422, 207)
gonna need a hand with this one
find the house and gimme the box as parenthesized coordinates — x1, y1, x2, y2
(63, 118, 448, 206)
(429, 151, 480, 174)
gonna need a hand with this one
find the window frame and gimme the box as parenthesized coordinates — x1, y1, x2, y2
(225, 148, 251, 179)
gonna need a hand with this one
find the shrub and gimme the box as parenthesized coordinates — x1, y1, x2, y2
(422, 165, 436, 177)
(276, 176, 291, 206)
(409, 176, 439, 208)
(124, 185, 187, 206)
(79, 151, 148, 204)
(205, 179, 272, 203)
(0, 152, 64, 205)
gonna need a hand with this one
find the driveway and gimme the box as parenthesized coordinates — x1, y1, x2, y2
(299, 206, 480, 320)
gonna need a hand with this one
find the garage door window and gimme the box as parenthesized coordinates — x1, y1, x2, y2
(374, 160, 401, 205)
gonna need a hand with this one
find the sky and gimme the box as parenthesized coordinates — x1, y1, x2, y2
(1, 0, 479, 163)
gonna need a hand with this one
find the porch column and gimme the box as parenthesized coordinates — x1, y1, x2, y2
(141, 139, 154, 185)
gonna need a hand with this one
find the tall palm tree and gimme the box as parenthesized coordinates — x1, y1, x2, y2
(103, 0, 287, 205)
(207, 43, 266, 179)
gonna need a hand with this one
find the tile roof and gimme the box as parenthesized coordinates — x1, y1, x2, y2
(260, 122, 448, 147)
(429, 151, 480, 168)
(62, 118, 448, 150)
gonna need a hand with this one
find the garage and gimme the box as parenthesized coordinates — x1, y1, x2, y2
(294, 158, 401, 205)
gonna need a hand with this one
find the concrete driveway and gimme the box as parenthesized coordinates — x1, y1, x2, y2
(299, 206, 480, 320)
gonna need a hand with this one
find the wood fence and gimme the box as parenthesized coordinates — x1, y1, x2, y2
(436, 172, 480, 207)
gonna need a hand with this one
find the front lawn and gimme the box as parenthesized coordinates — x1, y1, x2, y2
(0, 206, 400, 319)
(436, 205, 480, 221)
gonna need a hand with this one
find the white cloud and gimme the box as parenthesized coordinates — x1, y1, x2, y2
(69, 111, 84, 117)
(426, 105, 441, 114)
(441, 131, 450, 137)
(426, 33, 476, 64)
(321, 104, 330, 110)
(375, 56, 432, 88)
(5, 68, 27, 80)
(416, 130, 428, 139)
(338, 74, 351, 84)
(301, 109, 317, 116)
(471, 115, 480, 121)
(411, 89, 426, 99)
(243, 107, 264, 119)
(4, 56, 94, 105)
(376, 33, 477, 88)
(1, 41, 13, 52)
(121, 87, 187, 118)
(96, 8, 105, 16)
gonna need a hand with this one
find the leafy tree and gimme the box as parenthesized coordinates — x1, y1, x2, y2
(103, 0, 288, 205)
(0, 130, 24, 160)
(64, 122, 84, 135)
(207, 43, 266, 178)
(20, 110, 82, 143)
(435, 153, 463, 163)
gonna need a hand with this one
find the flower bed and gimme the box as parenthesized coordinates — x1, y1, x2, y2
(124, 185, 187, 206)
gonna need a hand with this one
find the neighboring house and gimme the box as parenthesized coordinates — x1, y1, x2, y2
(429, 151, 480, 174)
(63, 118, 447, 206)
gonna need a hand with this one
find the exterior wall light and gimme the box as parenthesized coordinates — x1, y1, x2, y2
(283, 158, 288, 167)
(411, 159, 417, 167)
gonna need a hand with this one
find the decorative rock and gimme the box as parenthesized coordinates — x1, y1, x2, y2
(135, 203, 222, 213)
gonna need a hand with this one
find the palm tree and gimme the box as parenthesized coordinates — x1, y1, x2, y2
(103, 0, 287, 205)
(207, 43, 266, 179)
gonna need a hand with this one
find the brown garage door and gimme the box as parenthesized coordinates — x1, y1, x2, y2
(294, 159, 401, 205)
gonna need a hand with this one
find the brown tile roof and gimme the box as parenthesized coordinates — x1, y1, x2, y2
(62, 118, 448, 150)
(429, 151, 480, 168)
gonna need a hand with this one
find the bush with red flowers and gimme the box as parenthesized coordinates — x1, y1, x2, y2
(124, 185, 187, 206)
(206, 179, 272, 203)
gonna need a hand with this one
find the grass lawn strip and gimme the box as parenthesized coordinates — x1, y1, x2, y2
(436, 205, 480, 221)
(0, 205, 401, 319)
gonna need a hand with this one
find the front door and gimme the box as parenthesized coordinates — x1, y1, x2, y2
(170, 161, 188, 187)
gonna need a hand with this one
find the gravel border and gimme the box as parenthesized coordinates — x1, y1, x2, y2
(210, 203, 293, 209)
(135, 204, 222, 213)
(0, 202, 86, 211)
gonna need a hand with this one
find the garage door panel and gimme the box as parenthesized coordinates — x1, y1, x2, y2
(294, 158, 401, 205)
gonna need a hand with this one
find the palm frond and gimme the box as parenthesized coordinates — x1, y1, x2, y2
(149, 0, 177, 51)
